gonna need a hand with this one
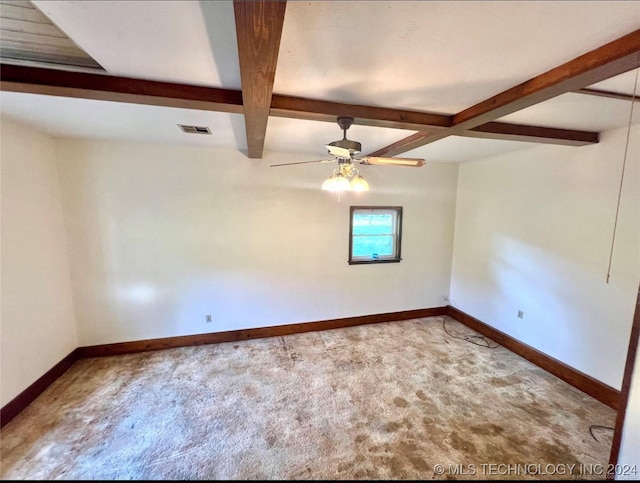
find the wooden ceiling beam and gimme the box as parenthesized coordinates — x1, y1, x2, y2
(270, 95, 598, 145)
(0, 63, 598, 148)
(462, 122, 599, 146)
(270, 94, 452, 130)
(454, 29, 640, 128)
(370, 29, 640, 157)
(233, 0, 287, 158)
(0, 63, 245, 113)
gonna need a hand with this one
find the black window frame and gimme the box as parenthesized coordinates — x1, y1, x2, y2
(348, 206, 403, 265)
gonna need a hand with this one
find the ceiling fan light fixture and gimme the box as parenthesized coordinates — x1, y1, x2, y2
(349, 174, 369, 192)
(270, 117, 424, 192)
(321, 175, 336, 191)
(322, 173, 350, 192)
(322, 167, 369, 193)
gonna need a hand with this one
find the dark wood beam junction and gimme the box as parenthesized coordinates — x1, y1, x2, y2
(0, 64, 598, 148)
(269, 95, 597, 145)
(233, 0, 287, 158)
(370, 29, 640, 157)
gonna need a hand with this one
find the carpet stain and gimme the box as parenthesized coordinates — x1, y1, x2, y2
(384, 422, 402, 432)
(266, 435, 277, 448)
(449, 431, 479, 455)
(470, 423, 505, 436)
(538, 439, 581, 466)
(408, 455, 429, 471)
(490, 376, 518, 387)
(401, 418, 414, 430)
(573, 407, 587, 419)
(389, 455, 409, 478)
(515, 401, 552, 421)
(0, 316, 615, 480)
(394, 397, 409, 408)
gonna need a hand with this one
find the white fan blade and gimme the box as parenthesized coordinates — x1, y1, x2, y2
(358, 156, 425, 167)
(270, 159, 334, 167)
(325, 145, 352, 159)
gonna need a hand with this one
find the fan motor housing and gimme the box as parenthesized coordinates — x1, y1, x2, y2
(327, 138, 362, 154)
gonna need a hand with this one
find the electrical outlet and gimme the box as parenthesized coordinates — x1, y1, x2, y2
(206, 314, 212, 323)
(517, 310, 524, 319)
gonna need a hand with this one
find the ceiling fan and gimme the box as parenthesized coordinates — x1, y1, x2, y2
(270, 116, 425, 192)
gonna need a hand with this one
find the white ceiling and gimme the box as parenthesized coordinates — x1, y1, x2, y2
(589, 68, 640, 95)
(4, 91, 531, 163)
(32, 0, 240, 87)
(0, 92, 246, 149)
(2, 1, 640, 164)
(275, 1, 640, 113)
(498, 90, 640, 132)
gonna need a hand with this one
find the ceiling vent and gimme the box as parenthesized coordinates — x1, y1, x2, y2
(178, 125, 212, 135)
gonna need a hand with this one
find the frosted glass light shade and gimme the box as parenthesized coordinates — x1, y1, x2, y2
(322, 173, 350, 192)
(321, 175, 335, 191)
(350, 175, 369, 192)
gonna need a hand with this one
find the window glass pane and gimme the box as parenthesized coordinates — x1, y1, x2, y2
(352, 235, 394, 258)
(352, 213, 394, 235)
(349, 207, 402, 264)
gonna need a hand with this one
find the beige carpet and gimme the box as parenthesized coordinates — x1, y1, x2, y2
(0, 316, 616, 480)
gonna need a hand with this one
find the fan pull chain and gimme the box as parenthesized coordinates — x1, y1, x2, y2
(606, 68, 638, 284)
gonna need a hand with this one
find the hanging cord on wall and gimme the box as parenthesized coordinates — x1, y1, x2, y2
(606, 67, 638, 283)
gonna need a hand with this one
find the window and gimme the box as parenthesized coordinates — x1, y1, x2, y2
(349, 206, 402, 264)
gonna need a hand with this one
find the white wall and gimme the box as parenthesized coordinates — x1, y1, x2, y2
(0, 118, 78, 406)
(618, 334, 640, 477)
(54, 139, 458, 346)
(450, 126, 640, 389)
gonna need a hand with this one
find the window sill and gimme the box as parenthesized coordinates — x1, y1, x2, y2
(348, 258, 402, 265)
